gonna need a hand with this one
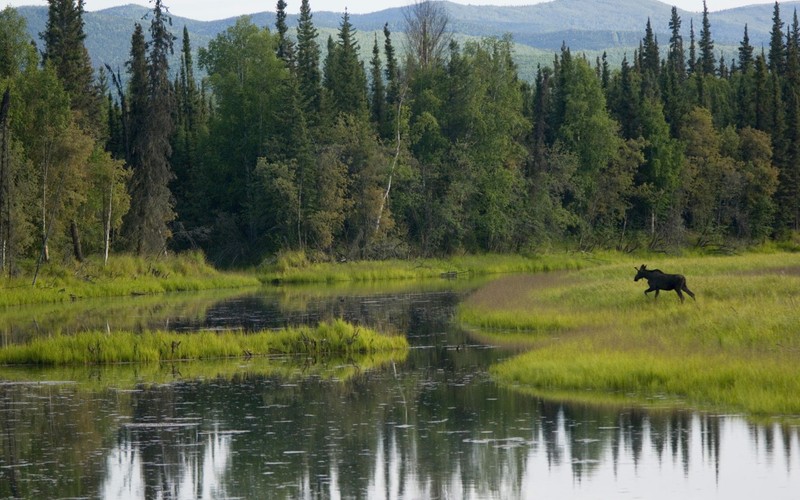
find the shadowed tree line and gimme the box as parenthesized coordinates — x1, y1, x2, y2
(1, 0, 799, 272)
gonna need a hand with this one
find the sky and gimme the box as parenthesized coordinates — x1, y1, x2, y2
(1, 0, 780, 20)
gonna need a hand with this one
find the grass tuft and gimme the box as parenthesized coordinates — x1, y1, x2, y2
(0, 319, 408, 366)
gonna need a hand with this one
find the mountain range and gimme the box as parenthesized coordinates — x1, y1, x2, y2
(14, 0, 800, 81)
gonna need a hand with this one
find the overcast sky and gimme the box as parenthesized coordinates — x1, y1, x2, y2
(2, 0, 779, 20)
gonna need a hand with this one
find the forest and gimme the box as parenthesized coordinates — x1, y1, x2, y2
(0, 0, 798, 271)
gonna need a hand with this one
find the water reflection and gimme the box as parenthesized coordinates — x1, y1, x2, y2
(7, 374, 790, 499)
(1, 285, 799, 498)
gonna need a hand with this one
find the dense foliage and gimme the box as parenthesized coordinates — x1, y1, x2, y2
(1, 1, 799, 271)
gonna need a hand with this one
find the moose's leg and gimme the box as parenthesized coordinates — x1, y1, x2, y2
(675, 288, 685, 303)
(682, 284, 696, 301)
(654, 289, 660, 299)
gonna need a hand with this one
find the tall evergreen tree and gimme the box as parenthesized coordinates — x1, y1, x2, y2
(753, 51, 772, 132)
(769, 2, 785, 74)
(667, 7, 685, 81)
(777, 10, 800, 231)
(739, 24, 754, 72)
(698, 0, 716, 75)
(296, 0, 322, 121)
(40, 0, 103, 135)
(736, 25, 756, 128)
(124, 0, 176, 255)
(640, 18, 660, 98)
(369, 34, 386, 131)
(688, 19, 697, 74)
(275, 0, 295, 65)
(323, 10, 368, 119)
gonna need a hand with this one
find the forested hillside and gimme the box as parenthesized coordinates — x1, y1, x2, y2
(1, 0, 799, 272)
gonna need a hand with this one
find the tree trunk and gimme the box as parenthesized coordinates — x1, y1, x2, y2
(71, 219, 84, 262)
(104, 182, 113, 266)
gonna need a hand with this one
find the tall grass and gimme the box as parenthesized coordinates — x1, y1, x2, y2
(260, 251, 599, 284)
(0, 349, 407, 390)
(0, 251, 260, 307)
(459, 251, 800, 417)
(0, 319, 408, 366)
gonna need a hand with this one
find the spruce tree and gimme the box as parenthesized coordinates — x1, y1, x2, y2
(40, 0, 103, 135)
(777, 11, 800, 231)
(667, 7, 685, 81)
(698, 1, 716, 75)
(640, 18, 660, 98)
(370, 34, 387, 132)
(739, 24, 754, 72)
(324, 10, 368, 119)
(688, 19, 696, 74)
(124, 0, 176, 255)
(296, 0, 322, 121)
(275, 0, 295, 65)
(769, 2, 785, 74)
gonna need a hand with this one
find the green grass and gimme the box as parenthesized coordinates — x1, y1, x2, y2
(0, 348, 407, 389)
(458, 251, 800, 417)
(260, 251, 599, 284)
(0, 319, 408, 366)
(0, 251, 260, 307)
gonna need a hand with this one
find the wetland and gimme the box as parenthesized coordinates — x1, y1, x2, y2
(1, 253, 799, 499)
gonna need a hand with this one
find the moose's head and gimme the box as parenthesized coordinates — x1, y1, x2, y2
(634, 264, 648, 281)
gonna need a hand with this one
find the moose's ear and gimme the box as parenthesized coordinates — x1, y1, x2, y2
(634, 266, 639, 271)
(641, 264, 647, 269)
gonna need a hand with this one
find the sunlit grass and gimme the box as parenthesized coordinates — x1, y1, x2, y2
(0, 251, 260, 307)
(260, 252, 599, 284)
(0, 319, 408, 366)
(0, 348, 407, 390)
(458, 251, 800, 417)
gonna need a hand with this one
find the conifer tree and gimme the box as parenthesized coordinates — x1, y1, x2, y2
(667, 7, 685, 81)
(275, 0, 295, 65)
(688, 19, 696, 74)
(739, 24, 754, 73)
(777, 11, 800, 231)
(296, 0, 322, 121)
(698, 1, 716, 75)
(370, 34, 386, 131)
(323, 10, 368, 119)
(40, 0, 103, 135)
(769, 2, 785, 74)
(123, 0, 176, 255)
(736, 25, 756, 128)
(753, 51, 772, 132)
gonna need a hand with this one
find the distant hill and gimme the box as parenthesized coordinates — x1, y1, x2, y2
(14, 0, 798, 81)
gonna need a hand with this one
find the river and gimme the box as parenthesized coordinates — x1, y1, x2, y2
(1, 284, 798, 499)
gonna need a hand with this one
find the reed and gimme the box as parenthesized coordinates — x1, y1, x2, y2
(459, 251, 800, 417)
(0, 319, 408, 366)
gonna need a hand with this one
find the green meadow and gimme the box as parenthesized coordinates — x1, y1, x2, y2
(458, 251, 800, 417)
(0, 319, 408, 366)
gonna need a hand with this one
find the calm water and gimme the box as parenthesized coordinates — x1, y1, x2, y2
(1, 285, 798, 499)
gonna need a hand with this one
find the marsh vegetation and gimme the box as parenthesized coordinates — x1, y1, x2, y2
(459, 251, 800, 417)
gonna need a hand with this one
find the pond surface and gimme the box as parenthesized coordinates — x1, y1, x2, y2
(1, 284, 799, 499)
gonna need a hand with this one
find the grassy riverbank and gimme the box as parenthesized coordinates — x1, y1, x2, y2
(458, 251, 800, 417)
(0, 319, 407, 366)
(0, 252, 260, 307)
(260, 251, 599, 284)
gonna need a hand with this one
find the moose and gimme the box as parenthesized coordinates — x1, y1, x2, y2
(634, 265, 696, 303)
